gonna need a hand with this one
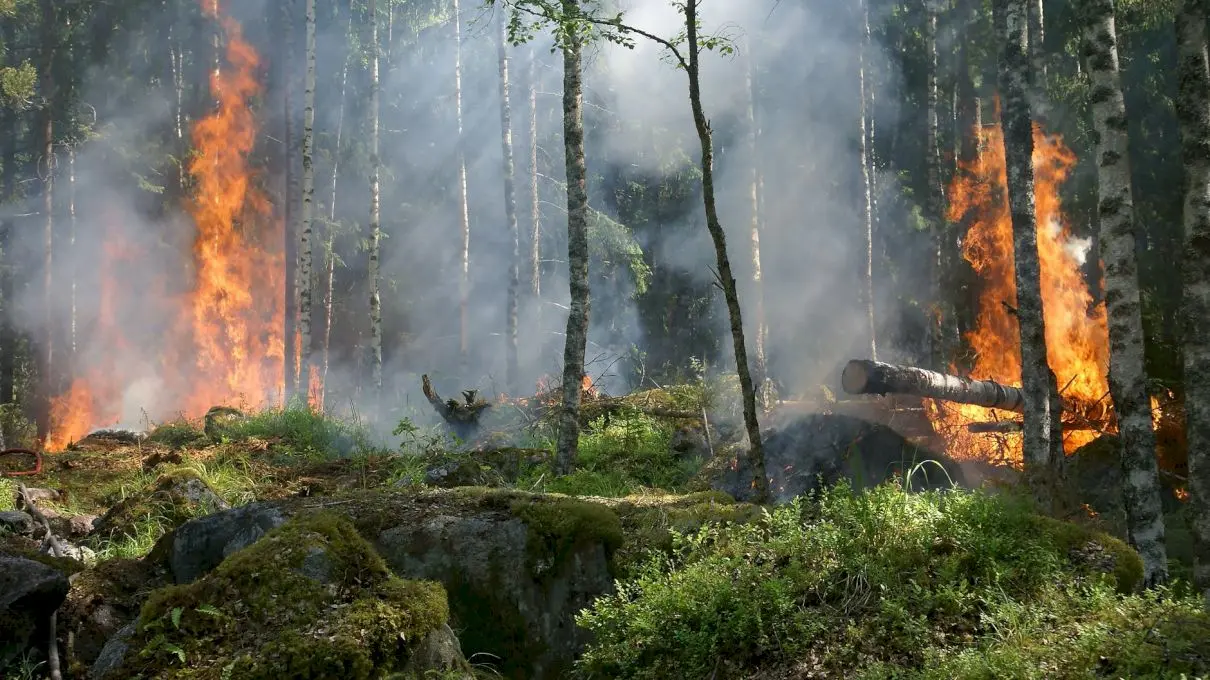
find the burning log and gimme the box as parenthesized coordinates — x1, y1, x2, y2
(842, 359, 1026, 412)
(421, 374, 491, 440)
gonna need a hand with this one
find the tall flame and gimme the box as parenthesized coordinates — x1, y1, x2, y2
(928, 119, 1112, 465)
(45, 1, 282, 449)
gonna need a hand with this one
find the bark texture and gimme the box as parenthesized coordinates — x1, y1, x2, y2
(993, 0, 1061, 482)
(1080, 0, 1168, 586)
(299, 0, 317, 402)
(924, 0, 950, 369)
(368, 0, 383, 392)
(554, 0, 590, 475)
(0, 85, 16, 407)
(282, 0, 298, 400)
(37, 0, 55, 440)
(1175, 0, 1210, 602)
(454, 0, 472, 363)
(322, 0, 354, 409)
(842, 359, 1026, 411)
(498, 10, 521, 395)
(743, 45, 770, 408)
(858, 0, 877, 362)
(684, 0, 770, 503)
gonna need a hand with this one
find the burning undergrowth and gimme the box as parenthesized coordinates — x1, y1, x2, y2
(47, 1, 285, 449)
(926, 118, 1170, 470)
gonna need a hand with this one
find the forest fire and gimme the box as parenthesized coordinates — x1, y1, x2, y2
(45, 1, 282, 449)
(926, 121, 1114, 465)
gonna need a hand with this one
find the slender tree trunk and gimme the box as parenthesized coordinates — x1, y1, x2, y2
(924, 0, 949, 369)
(1175, 0, 1210, 604)
(528, 47, 541, 304)
(0, 95, 16, 408)
(322, 0, 354, 410)
(1080, 0, 1168, 586)
(743, 46, 770, 408)
(298, 0, 316, 403)
(282, 0, 298, 401)
(993, 0, 1061, 499)
(498, 10, 521, 395)
(453, 0, 472, 367)
(36, 0, 55, 441)
(858, 0, 877, 361)
(68, 148, 76, 364)
(554, 0, 590, 475)
(683, 0, 769, 503)
(368, 0, 383, 394)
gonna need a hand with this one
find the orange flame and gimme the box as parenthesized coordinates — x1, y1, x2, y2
(927, 119, 1111, 465)
(45, 1, 283, 449)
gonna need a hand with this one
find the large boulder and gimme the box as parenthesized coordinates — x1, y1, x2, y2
(0, 555, 71, 668)
(151, 488, 665, 679)
(691, 413, 968, 504)
(100, 512, 466, 679)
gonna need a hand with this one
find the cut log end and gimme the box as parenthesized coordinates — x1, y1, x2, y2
(841, 360, 876, 395)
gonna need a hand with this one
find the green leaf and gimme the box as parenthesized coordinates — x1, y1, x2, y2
(170, 607, 182, 630)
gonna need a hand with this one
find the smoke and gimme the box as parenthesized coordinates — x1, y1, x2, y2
(7, 0, 928, 442)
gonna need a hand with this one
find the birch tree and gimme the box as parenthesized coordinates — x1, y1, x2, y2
(743, 43, 770, 409)
(858, 0, 877, 362)
(498, 8, 521, 395)
(298, 0, 317, 402)
(454, 0, 472, 365)
(1175, 0, 1210, 603)
(924, 0, 949, 369)
(992, 0, 1061, 497)
(1079, 0, 1168, 586)
(282, 0, 299, 400)
(368, 0, 383, 394)
(528, 45, 541, 314)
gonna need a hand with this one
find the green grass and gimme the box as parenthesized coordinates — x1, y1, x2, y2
(573, 481, 1203, 679)
(517, 408, 701, 497)
(207, 403, 375, 459)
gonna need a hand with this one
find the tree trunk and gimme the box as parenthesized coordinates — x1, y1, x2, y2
(858, 0, 877, 362)
(453, 0, 471, 366)
(282, 0, 298, 401)
(322, 0, 354, 411)
(498, 9, 521, 395)
(993, 0, 1061, 492)
(684, 0, 769, 503)
(1175, 0, 1210, 603)
(842, 359, 1025, 411)
(1079, 0, 1168, 587)
(36, 0, 55, 442)
(68, 148, 76, 365)
(368, 0, 383, 394)
(554, 0, 590, 475)
(924, 0, 950, 369)
(528, 45, 541, 314)
(0, 91, 16, 408)
(298, 0, 317, 403)
(743, 45, 770, 409)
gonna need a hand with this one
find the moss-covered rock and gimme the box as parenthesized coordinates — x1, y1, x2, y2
(59, 557, 166, 669)
(113, 512, 460, 679)
(1030, 515, 1144, 592)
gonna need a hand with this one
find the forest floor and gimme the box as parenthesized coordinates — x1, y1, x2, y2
(1, 393, 1209, 679)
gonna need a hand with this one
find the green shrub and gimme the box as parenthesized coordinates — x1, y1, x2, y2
(575, 482, 1165, 679)
(219, 404, 372, 458)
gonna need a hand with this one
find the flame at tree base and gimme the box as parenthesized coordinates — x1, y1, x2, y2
(45, 1, 283, 450)
(927, 121, 1113, 466)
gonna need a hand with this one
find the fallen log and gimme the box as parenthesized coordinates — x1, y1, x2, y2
(842, 359, 1026, 412)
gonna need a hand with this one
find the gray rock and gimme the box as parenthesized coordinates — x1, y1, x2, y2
(0, 556, 71, 667)
(695, 413, 968, 504)
(403, 623, 472, 677)
(375, 509, 614, 679)
(89, 623, 135, 680)
(15, 487, 60, 505)
(163, 502, 286, 584)
(0, 509, 35, 535)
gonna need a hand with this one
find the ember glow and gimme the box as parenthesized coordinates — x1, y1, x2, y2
(927, 120, 1113, 466)
(46, 1, 283, 449)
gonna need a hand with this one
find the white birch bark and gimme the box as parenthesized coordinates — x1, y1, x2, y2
(368, 0, 383, 393)
(1080, 0, 1168, 586)
(298, 0, 317, 402)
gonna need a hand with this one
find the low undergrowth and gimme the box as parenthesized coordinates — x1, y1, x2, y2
(574, 482, 1208, 679)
